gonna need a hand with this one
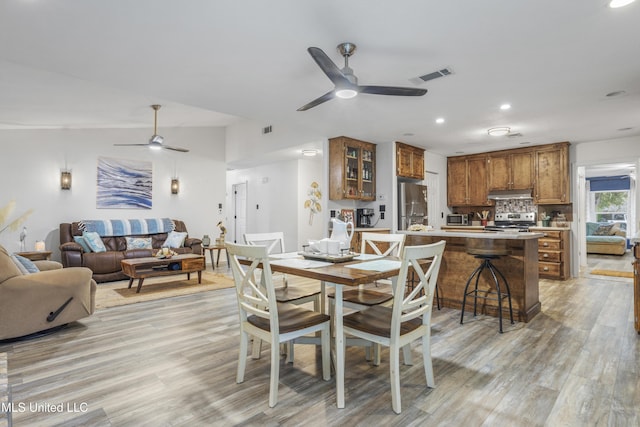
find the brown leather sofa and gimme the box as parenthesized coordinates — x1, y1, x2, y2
(59, 220, 202, 282)
(1, 244, 96, 341)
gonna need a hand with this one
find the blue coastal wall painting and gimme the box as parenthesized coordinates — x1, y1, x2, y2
(97, 157, 153, 209)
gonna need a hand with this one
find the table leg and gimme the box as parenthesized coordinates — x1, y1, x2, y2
(187, 272, 191, 280)
(127, 278, 134, 289)
(334, 284, 345, 409)
(216, 249, 222, 267)
(209, 249, 215, 270)
(136, 278, 145, 293)
(197, 270, 202, 283)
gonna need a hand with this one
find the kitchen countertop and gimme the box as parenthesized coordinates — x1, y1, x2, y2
(401, 229, 544, 240)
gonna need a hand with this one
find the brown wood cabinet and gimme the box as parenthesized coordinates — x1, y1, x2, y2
(529, 227, 570, 280)
(447, 142, 570, 207)
(534, 142, 570, 204)
(488, 151, 534, 191)
(396, 142, 424, 180)
(329, 136, 376, 201)
(447, 155, 490, 207)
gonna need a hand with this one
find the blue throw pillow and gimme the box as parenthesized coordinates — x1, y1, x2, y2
(74, 235, 93, 252)
(83, 231, 107, 253)
(163, 231, 187, 248)
(12, 254, 40, 274)
(126, 237, 153, 250)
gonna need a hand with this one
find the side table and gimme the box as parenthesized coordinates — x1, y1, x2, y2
(202, 244, 228, 270)
(15, 250, 52, 261)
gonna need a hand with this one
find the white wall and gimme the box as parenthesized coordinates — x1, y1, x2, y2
(0, 127, 227, 261)
(297, 156, 324, 249)
(226, 158, 314, 251)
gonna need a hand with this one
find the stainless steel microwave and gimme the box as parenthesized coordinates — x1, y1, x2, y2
(446, 214, 469, 226)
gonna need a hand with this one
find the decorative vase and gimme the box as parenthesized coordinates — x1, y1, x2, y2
(202, 235, 211, 247)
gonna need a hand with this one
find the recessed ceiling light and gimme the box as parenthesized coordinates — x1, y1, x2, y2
(606, 90, 627, 97)
(435, 118, 445, 124)
(302, 149, 317, 157)
(487, 127, 511, 136)
(403, 132, 415, 137)
(519, 141, 532, 145)
(609, 0, 635, 8)
(500, 103, 511, 110)
(455, 151, 464, 154)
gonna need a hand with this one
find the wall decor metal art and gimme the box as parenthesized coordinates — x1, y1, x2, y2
(97, 157, 152, 209)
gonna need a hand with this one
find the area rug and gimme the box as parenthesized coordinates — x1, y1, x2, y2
(95, 271, 235, 309)
(589, 269, 634, 279)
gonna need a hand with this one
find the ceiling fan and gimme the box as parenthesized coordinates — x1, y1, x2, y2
(114, 105, 189, 152)
(297, 42, 428, 111)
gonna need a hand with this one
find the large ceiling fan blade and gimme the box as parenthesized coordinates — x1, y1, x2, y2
(114, 143, 150, 147)
(359, 85, 428, 96)
(297, 90, 336, 111)
(163, 145, 189, 153)
(307, 47, 351, 87)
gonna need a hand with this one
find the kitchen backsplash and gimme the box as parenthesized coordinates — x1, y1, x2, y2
(494, 199, 536, 214)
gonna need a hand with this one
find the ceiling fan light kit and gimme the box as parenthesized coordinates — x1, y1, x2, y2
(488, 127, 511, 136)
(298, 42, 427, 111)
(113, 105, 189, 152)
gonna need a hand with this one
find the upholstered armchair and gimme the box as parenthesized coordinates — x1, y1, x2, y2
(0, 245, 96, 341)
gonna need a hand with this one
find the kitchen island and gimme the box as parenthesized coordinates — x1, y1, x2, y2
(402, 230, 543, 322)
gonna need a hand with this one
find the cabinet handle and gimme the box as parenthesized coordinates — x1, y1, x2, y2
(543, 233, 548, 237)
(543, 242, 549, 247)
(543, 253, 549, 258)
(543, 267, 549, 271)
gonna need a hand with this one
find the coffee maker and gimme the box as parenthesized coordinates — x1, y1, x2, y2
(356, 208, 375, 228)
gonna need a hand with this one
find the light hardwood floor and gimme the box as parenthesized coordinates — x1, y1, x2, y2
(1, 259, 639, 426)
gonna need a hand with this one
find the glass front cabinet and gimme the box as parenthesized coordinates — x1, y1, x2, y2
(329, 136, 376, 201)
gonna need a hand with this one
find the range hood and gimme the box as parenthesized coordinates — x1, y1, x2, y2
(487, 189, 533, 200)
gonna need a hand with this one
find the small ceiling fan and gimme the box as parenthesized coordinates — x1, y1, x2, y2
(114, 104, 189, 152)
(298, 42, 428, 111)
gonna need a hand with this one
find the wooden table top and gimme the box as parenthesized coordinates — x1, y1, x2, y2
(240, 255, 404, 287)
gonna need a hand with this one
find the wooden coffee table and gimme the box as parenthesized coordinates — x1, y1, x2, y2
(120, 254, 206, 293)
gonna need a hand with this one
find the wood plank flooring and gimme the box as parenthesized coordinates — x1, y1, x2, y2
(1, 256, 639, 426)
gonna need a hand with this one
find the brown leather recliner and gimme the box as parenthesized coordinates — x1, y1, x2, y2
(59, 220, 202, 282)
(0, 245, 96, 340)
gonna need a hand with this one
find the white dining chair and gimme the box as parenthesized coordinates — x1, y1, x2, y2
(328, 232, 406, 363)
(341, 240, 446, 414)
(243, 231, 322, 361)
(227, 242, 331, 408)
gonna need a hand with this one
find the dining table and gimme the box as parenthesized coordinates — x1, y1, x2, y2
(241, 252, 406, 409)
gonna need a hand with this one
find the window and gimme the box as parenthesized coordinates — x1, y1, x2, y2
(594, 190, 628, 225)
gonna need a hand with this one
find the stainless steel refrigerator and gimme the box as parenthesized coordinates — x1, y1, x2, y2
(398, 182, 428, 230)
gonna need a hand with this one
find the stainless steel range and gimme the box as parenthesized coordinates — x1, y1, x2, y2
(485, 212, 536, 232)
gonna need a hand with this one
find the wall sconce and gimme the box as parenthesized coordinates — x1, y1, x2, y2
(60, 171, 72, 190)
(171, 178, 179, 194)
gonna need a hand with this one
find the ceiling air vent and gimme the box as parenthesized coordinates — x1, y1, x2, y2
(507, 132, 523, 138)
(417, 67, 452, 82)
(262, 125, 273, 135)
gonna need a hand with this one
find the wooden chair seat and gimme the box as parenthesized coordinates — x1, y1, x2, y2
(248, 303, 330, 334)
(328, 288, 393, 306)
(343, 305, 422, 338)
(275, 286, 321, 305)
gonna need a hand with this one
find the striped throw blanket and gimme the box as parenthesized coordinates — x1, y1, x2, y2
(79, 218, 175, 237)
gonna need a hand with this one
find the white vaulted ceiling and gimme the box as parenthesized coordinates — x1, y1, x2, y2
(0, 0, 639, 159)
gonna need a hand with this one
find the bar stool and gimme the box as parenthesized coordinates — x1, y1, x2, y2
(460, 238, 514, 333)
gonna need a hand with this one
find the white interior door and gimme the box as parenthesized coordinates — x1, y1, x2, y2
(232, 182, 247, 244)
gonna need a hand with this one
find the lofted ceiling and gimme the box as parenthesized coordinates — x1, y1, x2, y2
(1, 0, 639, 164)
